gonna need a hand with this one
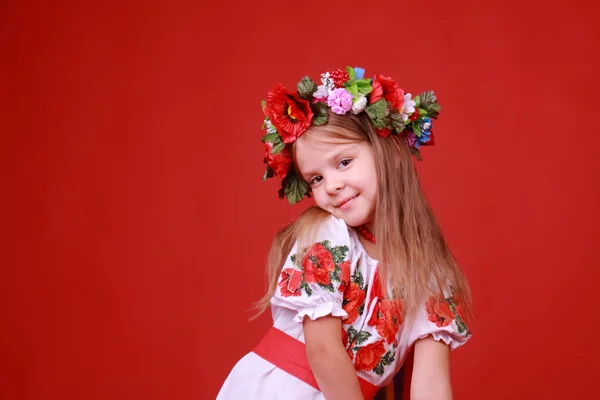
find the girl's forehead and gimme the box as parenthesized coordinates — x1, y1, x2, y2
(296, 137, 359, 155)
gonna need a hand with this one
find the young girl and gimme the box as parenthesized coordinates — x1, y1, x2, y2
(217, 66, 472, 400)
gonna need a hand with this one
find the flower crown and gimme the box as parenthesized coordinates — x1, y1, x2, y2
(261, 66, 441, 204)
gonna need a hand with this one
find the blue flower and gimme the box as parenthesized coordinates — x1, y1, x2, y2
(354, 67, 365, 79)
(416, 118, 433, 148)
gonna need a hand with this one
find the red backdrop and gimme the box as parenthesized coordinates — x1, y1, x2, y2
(2, 0, 599, 399)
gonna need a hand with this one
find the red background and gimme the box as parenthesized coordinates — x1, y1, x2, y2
(2, 0, 599, 399)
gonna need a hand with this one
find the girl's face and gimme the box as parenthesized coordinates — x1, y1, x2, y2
(295, 134, 377, 228)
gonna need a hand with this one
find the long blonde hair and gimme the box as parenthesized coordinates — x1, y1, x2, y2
(253, 111, 472, 322)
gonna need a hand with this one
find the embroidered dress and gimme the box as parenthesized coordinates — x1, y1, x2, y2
(217, 216, 470, 399)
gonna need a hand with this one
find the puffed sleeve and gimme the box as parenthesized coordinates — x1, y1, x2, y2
(270, 215, 353, 323)
(407, 292, 471, 350)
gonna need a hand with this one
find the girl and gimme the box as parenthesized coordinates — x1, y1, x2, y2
(217, 67, 472, 400)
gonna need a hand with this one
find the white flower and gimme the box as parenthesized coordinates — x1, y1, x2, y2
(401, 93, 417, 122)
(351, 95, 367, 114)
(313, 84, 330, 100)
(320, 71, 334, 90)
(264, 119, 277, 134)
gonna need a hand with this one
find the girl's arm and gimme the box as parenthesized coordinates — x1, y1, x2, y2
(410, 337, 452, 400)
(303, 315, 363, 400)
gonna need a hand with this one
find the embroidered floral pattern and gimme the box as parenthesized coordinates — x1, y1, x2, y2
(279, 240, 350, 297)
(367, 269, 404, 345)
(278, 268, 303, 297)
(426, 294, 469, 334)
(275, 224, 470, 386)
(342, 265, 366, 324)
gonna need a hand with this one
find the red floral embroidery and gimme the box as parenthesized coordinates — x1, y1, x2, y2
(343, 282, 366, 324)
(354, 340, 386, 371)
(426, 295, 455, 327)
(341, 328, 354, 360)
(368, 269, 403, 344)
(302, 243, 335, 285)
(375, 299, 404, 344)
(278, 268, 303, 297)
(338, 261, 351, 293)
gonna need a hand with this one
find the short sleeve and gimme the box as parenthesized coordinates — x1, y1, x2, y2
(407, 293, 471, 350)
(270, 215, 353, 323)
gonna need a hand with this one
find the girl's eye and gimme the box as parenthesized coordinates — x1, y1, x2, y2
(338, 159, 352, 168)
(310, 176, 323, 185)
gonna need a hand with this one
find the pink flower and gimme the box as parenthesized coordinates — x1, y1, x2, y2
(405, 132, 417, 147)
(327, 88, 353, 115)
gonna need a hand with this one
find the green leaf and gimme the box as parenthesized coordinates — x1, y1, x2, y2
(371, 118, 389, 130)
(412, 121, 422, 137)
(261, 100, 266, 110)
(381, 350, 395, 365)
(373, 364, 384, 376)
(318, 282, 335, 292)
(418, 108, 428, 116)
(346, 66, 356, 81)
(310, 102, 328, 125)
(355, 79, 373, 95)
(419, 91, 441, 119)
(346, 83, 359, 96)
(261, 132, 281, 143)
(419, 91, 437, 107)
(409, 146, 422, 161)
(355, 331, 371, 345)
(347, 326, 358, 340)
(283, 172, 309, 205)
(351, 269, 364, 289)
(365, 99, 389, 120)
(413, 95, 420, 108)
(297, 76, 317, 100)
(358, 304, 365, 315)
(425, 102, 441, 119)
(330, 245, 349, 264)
(271, 142, 286, 154)
(262, 165, 275, 181)
(389, 111, 406, 132)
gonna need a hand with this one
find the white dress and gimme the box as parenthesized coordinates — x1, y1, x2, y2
(217, 216, 470, 399)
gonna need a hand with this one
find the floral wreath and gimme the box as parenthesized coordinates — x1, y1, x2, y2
(261, 66, 441, 204)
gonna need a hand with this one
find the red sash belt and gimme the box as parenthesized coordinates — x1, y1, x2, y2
(253, 327, 380, 399)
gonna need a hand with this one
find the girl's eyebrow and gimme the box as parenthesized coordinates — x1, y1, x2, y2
(300, 143, 359, 180)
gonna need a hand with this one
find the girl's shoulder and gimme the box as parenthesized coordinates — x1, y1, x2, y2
(293, 207, 352, 246)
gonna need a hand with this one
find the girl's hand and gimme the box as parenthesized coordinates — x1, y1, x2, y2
(303, 315, 363, 400)
(411, 337, 452, 400)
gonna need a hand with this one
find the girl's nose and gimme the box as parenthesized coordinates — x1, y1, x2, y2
(325, 178, 344, 194)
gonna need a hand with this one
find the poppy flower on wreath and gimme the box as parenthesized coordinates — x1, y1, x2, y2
(369, 74, 405, 112)
(263, 84, 314, 144)
(264, 142, 292, 180)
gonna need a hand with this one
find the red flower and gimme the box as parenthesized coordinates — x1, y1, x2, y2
(302, 243, 335, 285)
(375, 127, 392, 138)
(376, 299, 404, 344)
(369, 74, 405, 112)
(354, 340, 386, 371)
(264, 142, 292, 179)
(338, 261, 351, 292)
(278, 268, 303, 297)
(426, 296, 455, 327)
(263, 84, 314, 144)
(343, 282, 366, 324)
